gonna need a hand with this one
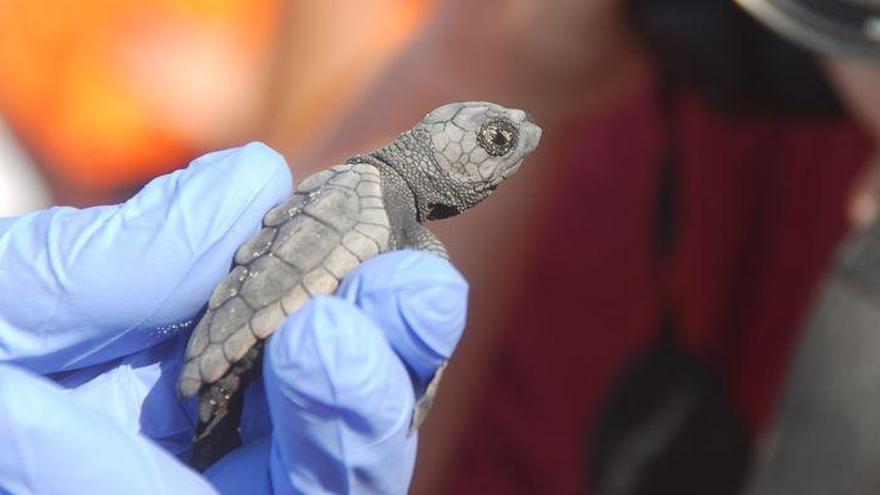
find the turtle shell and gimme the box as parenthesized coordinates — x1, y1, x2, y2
(178, 163, 391, 398)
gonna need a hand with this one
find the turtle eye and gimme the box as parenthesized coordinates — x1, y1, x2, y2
(478, 119, 518, 157)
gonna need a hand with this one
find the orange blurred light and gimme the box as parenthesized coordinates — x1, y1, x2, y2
(0, 0, 281, 194)
(0, 0, 433, 202)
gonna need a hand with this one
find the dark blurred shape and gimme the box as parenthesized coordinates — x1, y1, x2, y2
(591, 327, 750, 495)
(590, 76, 751, 492)
(628, 0, 844, 115)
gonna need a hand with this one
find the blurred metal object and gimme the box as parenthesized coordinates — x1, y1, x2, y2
(737, 0, 880, 58)
(745, 221, 880, 494)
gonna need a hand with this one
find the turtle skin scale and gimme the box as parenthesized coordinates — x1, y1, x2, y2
(180, 162, 390, 468)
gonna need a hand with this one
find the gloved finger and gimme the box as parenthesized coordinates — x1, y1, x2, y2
(263, 297, 417, 494)
(337, 250, 468, 391)
(51, 334, 195, 457)
(0, 364, 216, 495)
(0, 142, 292, 374)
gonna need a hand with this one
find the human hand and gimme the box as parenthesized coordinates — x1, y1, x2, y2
(0, 143, 468, 494)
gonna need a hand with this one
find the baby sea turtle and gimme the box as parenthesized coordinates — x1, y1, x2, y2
(180, 101, 542, 469)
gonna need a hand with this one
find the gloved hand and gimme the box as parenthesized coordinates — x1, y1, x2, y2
(0, 143, 468, 494)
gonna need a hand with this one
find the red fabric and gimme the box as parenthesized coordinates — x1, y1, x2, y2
(446, 84, 872, 494)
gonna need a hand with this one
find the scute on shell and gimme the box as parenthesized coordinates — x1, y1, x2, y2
(199, 344, 230, 383)
(234, 228, 277, 265)
(297, 169, 334, 192)
(324, 245, 361, 279)
(302, 268, 339, 295)
(239, 254, 302, 309)
(222, 325, 258, 362)
(208, 266, 247, 309)
(303, 188, 360, 232)
(342, 230, 380, 261)
(185, 313, 211, 358)
(263, 195, 306, 227)
(209, 297, 251, 344)
(250, 301, 287, 339)
(281, 284, 310, 315)
(272, 216, 340, 272)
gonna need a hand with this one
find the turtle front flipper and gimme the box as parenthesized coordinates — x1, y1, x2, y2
(412, 362, 447, 432)
(399, 222, 448, 260)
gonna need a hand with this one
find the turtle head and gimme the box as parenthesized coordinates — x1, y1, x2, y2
(412, 101, 542, 219)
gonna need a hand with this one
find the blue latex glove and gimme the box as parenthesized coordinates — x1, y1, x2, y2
(0, 143, 468, 494)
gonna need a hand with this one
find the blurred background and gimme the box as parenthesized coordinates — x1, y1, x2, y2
(5, 0, 880, 493)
